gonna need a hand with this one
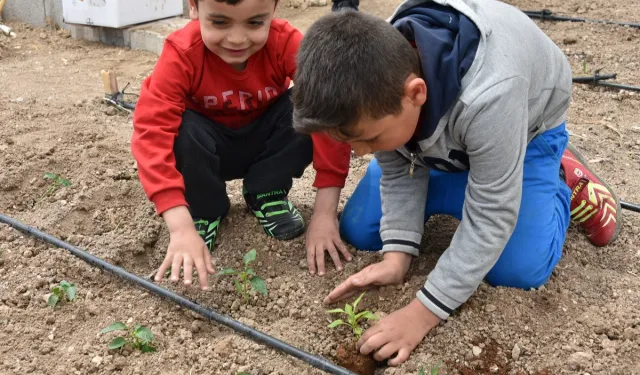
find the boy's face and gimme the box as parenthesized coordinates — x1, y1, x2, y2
(332, 74, 427, 156)
(189, 0, 276, 69)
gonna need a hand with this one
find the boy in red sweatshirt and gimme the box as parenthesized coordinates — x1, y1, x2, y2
(131, 0, 351, 289)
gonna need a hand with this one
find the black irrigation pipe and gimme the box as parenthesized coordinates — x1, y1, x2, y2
(622, 201, 640, 213)
(573, 72, 640, 92)
(523, 9, 640, 29)
(0, 213, 357, 375)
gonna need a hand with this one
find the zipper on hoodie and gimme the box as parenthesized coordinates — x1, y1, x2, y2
(409, 153, 416, 177)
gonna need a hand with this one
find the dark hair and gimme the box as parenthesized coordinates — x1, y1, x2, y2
(195, 0, 276, 7)
(194, 0, 244, 7)
(292, 10, 421, 137)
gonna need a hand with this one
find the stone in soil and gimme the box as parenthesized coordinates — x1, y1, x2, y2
(335, 343, 377, 375)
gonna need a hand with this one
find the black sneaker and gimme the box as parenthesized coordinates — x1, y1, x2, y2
(194, 217, 221, 252)
(243, 188, 305, 240)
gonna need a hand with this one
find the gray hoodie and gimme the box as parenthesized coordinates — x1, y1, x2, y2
(377, 0, 572, 319)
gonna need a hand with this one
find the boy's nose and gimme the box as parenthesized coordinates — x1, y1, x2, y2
(227, 30, 247, 45)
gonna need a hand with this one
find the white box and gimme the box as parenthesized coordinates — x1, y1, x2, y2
(62, 0, 184, 28)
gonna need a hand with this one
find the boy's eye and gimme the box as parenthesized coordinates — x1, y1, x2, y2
(249, 20, 264, 26)
(211, 20, 227, 26)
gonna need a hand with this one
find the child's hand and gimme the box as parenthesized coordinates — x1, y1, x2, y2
(323, 252, 411, 304)
(156, 206, 215, 290)
(305, 212, 352, 276)
(357, 298, 441, 365)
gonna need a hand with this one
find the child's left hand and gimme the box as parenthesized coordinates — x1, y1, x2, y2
(357, 298, 441, 365)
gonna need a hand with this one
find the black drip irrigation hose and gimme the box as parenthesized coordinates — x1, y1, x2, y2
(572, 72, 640, 92)
(523, 9, 640, 29)
(622, 201, 640, 213)
(0, 213, 357, 375)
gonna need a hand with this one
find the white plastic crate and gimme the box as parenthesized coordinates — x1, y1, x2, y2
(62, 0, 184, 28)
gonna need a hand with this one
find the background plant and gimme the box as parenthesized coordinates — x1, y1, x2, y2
(327, 292, 378, 339)
(419, 361, 442, 375)
(47, 280, 77, 307)
(217, 249, 267, 303)
(100, 322, 156, 353)
(39, 172, 71, 203)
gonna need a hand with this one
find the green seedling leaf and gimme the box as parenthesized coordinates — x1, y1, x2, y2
(328, 319, 345, 328)
(47, 293, 59, 307)
(100, 322, 128, 334)
(51, 286, 61, 295)
(216, 268, 237, 276)
(327, 308, 346, 314)
(134, 326, 154, 344)
(431, 361, 442, 375)
(63, 283, 77, 301)
(246, 268, 256, 277)
(249, 276, 267, 296)
(61, 179, 72, 187)
(44, 173, 57, 180)
(108, 337, 127, 350)
(243, 249, 257, 266)
(345, 303, 353, 316)
(141, 344, 156, 353)
(352, 291, 365, 311)
(355, 311, 378, 321)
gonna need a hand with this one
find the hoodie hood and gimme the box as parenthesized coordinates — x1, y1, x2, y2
(391, 2, 480, 143)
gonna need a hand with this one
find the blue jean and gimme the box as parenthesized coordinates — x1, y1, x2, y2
(339, 123, 572, 289)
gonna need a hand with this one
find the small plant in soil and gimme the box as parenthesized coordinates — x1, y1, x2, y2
(39, 172, 71, 203)
(329, 292, 379, 375)
(47, 280, 77, 307)
(419, 361, 442, 375)
(216, 249, 267, 303)
(327, 292, 378, 339)
(100, 322, 156, 353)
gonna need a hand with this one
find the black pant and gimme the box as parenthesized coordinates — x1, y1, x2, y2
(174, 90, 313, 219)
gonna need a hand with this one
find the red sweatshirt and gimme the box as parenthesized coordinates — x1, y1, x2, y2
(131, 19, 351, 215)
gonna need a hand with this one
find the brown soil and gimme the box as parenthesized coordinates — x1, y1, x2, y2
(336, 343, 378, 375)
(1, 1, 640, 375)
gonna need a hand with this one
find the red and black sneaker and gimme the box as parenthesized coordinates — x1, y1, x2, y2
(561, 144, 622, 247)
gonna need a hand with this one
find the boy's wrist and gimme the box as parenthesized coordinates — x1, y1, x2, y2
(382, 252, 412, 276)
(162, 206, 194, 234)
(408, 298, 442, 329)
(312, 187, 341, 216)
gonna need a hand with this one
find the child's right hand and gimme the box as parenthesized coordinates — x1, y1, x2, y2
(323, 252, 412, 304)
(156, 206, 215, 290)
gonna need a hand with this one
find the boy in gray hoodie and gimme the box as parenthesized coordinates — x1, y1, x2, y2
(292, 0, 623, 365)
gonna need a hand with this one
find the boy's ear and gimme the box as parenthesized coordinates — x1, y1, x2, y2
(188, 0, 199, 21)
(404, 74, 427, 107)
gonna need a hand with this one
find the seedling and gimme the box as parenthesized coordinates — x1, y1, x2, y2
(419, 361, 442, 375)
(100, 322, 156, 353)
(216, 249, 267, 303)
(47, 280, 77, 307)
(39, 172, 71, 203)
(327, 292, 378, 339)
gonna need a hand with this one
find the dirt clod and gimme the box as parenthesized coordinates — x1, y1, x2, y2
(335, 343, 377, 375)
